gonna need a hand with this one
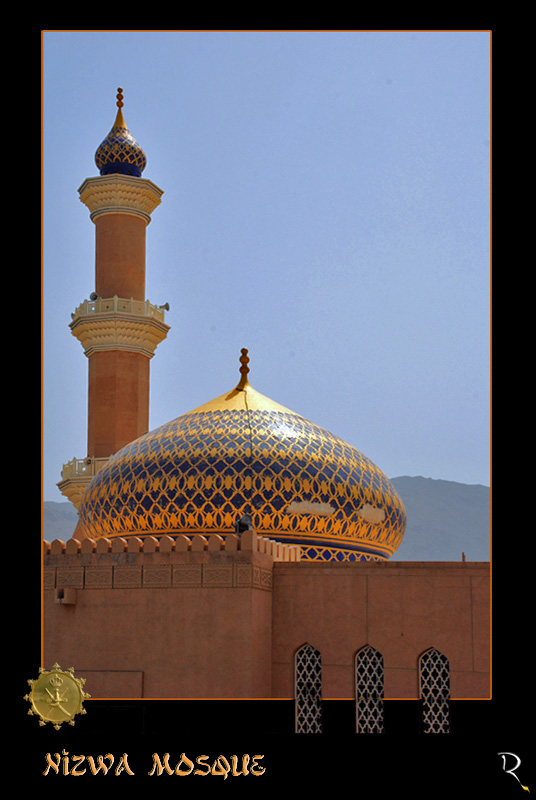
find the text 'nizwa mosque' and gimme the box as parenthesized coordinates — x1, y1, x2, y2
(44, 90, 490, 735)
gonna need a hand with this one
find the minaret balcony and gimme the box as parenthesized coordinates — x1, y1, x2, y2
(57, 456, 110, 510)
(69, 295, 169, 357)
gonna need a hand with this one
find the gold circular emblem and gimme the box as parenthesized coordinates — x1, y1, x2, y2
(25, 663, 90, 729)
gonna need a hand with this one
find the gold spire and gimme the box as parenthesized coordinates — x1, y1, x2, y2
(186, 349, 295, 415)
(236, 348, 250, 390)
(113, 87, 126, 128)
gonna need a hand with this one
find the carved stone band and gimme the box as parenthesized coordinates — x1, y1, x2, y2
(78, 174, 164, 224)
(70, 310, 169, 358)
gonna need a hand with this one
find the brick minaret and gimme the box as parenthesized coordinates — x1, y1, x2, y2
(58, 89, 169, 509)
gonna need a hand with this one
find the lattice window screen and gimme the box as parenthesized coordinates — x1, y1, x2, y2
(295, 644, 323, 734)
(355, 645, 385, 733)
(419, 648, 451, 734)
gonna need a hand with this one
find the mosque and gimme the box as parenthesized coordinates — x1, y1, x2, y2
(44, 90, 490, 734)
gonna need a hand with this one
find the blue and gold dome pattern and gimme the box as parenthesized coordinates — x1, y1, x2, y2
(78, 351, 406, 561)
(94, 88, 147, 177)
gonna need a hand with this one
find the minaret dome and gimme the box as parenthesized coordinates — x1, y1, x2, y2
(94, 88, 147, 177)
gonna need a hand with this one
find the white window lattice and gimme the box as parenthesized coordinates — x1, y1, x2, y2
(295, 644, 323, 734)
(355, 645, 385, 733)
(419, 648, 451, 734)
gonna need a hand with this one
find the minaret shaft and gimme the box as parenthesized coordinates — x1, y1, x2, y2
(88, 350, 150, 457)
(94, 213, 146, 300)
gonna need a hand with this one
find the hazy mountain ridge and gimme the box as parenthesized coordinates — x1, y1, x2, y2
(44, 476, 490, 561)
(390, 476, 489, 561)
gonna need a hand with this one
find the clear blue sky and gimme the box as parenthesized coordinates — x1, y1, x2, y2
(42, 30, 491, 502)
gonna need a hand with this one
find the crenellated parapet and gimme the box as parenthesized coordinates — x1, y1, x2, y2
(44, 529, 300, 559)
(44, 531, 300, 601)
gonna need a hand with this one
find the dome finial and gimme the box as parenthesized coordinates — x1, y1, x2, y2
(116, 87, 124, 108)
(236, 348, 250, 390)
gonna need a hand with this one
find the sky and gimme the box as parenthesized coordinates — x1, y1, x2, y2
(42, 30, 491, 503)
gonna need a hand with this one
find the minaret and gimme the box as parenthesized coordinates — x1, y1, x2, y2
(58, 89, 169, 510)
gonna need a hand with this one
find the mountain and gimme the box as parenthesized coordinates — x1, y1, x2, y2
(390, 476, 490, 561)
(43, 476, 490, 561)
(43, 502, 79, 543)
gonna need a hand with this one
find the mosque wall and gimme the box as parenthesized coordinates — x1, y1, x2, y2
(44, 531, 283, 698)
(271, 560, 490, 700)
(43, 534, 489, 700)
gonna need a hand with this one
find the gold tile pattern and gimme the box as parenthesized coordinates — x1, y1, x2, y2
(78, 372, 406, 561)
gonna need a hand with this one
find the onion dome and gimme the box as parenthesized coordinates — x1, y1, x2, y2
(94, 88, 147, 177)
(78, 350, 406, 561)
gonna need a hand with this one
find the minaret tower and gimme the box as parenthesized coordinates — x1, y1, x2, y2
(58, 89, 169, 509)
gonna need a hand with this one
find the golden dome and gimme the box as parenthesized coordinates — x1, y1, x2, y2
(94, 88, 147, 177)
(78, 350, 406, 561)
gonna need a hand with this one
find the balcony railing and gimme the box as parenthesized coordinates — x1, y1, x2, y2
(60, 456, 110, 481)
(71, 296, 167, 323)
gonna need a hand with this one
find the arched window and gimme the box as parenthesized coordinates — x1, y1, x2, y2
(418, 648, 451, 734)
(355, 645, 385, 733)
(295, 643, 323, 734)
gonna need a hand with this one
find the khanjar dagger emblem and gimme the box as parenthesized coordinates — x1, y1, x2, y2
(25, 664, 90, 729)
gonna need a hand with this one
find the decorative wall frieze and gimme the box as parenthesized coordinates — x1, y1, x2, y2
(78, 175, 164, 224)
(45, 556, 276, 593)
